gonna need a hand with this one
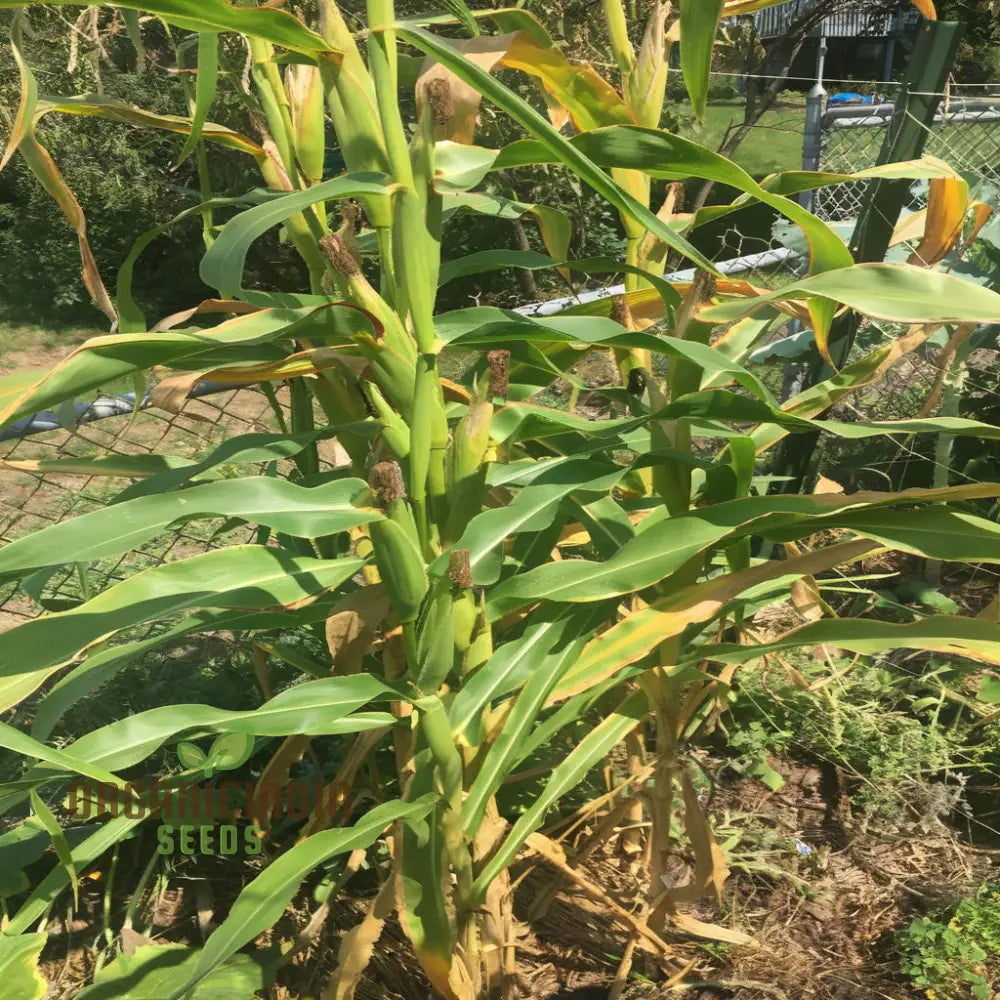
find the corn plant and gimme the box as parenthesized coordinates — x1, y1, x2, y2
(4, 0, 1000, 996)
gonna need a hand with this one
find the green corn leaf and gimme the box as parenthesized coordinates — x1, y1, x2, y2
(439, 0, 480, 35)
(19, 675, 399, 776)
(164, 796, 437, 1000)
(115, 425, 371, 501)
(200, 173, 396, 296)
(31, 599, 340, 742)
(116, 195, 260, 333)
(29, 789, 78, 909)
(471, 690, 648, 900)
(0, 548, 366, 713)
(0, 477, 379, 579)
(0, 722, 126, 789)
(437, 253, 681, 311)
(487, 485, 1000, 617)
(6, 815, 143, 935)
(493, 125, 855, 273)
(121, 9, 145, 68)
(76, 945, 267, 1000)
(0, 0, 338, 55)
(701, 263, 1000, 325)
(397, 26, 719, 274)
(449, 606, 606, 740)
(0, 934, 47, 1000)
(434, 459, 629, 586)
(513, 673, 634, 769)
(174, 32, 220, 167)
(570, 495, 636, 557)
(461, 605, 607, 832)
(678, 0, 725, 119)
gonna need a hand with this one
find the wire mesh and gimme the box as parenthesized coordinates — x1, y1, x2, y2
(0, 386, 290, 632)
(814, 91, 1000, 221)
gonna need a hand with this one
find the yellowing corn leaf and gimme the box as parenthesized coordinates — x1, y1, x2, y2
(249, 734, 312, 831)
(525, 833, 677, 956)
(907, 177, 970, 266)
(416, 30, 633, 146)
(417, 35, 513, 144)
(3, 15, 115, 323)
(321, 876, 395, 1000)
(550, 539, 877, 702)
(149, 371, 205, 415)
(658, 771, 731, 906)
(325, 587, 390, 675)
(200, 347, 359, 386)
(152, 300, 260, 332)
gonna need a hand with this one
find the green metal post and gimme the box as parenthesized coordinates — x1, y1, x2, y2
(771, 19, 964, 496)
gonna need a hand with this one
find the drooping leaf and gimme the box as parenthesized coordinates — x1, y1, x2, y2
(700, 263, 1000, 325)
(76, 945, 268, 1000)
(3, 14, 116, 322)
(200, 173, 396, 296)
(678, 0, 725, 119)
(398, 27, 718, 273)
(0, 306, 372, 431)
(0, 548, 366, 712)
(0, 0, 339, 55)
(163, 797, 437, 1000)
(18, 674, 399, 777)
(487, 485, 1000, 617)
(0, 477, 379, 579)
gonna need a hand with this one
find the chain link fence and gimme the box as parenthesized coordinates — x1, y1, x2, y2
(0, 386, 295, 632)
(814, 91, 1000, 221)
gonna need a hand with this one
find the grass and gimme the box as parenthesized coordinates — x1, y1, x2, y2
(670, 94, 807, 176)
(0, 318, 94, 372)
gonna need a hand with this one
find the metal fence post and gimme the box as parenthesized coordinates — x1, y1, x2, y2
(801, 35, 827, 212)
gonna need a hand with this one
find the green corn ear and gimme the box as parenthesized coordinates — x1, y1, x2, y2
(449, 549, 476, 656)
(367, 382, 411, 459)
(414, 576, 454, 692)
(444, 400, 492, 543)
(286, 63, 326, 186)
(368, 518, 426, 624)
(368, 463, 427, 623)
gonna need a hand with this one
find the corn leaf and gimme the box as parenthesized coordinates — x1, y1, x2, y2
(693, 615, 1000, 670)
(0, 548, 366, 712)
(199, 173, 396, 296)
(0, 0, 339, 55)
(23, 674, 398, 776)
(678, 0, 726, 120)
(30, 600, 343, 743)
(0, 935, 47, 1000)
(164, 796, 436, 1000)
(471, 690, 648, 899)
(701, 263, 1000, 325)
(0, 477, 379, 579)
(487, 485, 1000, 616)
(174, 32, 220, 166)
